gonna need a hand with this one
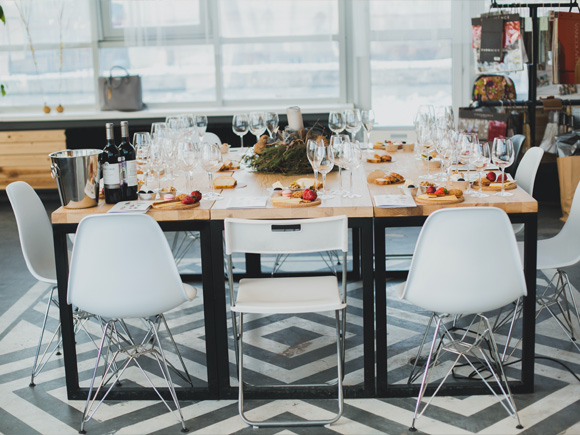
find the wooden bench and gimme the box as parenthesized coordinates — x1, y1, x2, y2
(0, 130, 66, 189)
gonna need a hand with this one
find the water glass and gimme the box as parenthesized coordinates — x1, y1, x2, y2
(492, 137, 515, 197)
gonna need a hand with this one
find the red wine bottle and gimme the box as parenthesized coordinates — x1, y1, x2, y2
(118, 121, 138, 200)
(101, 123, 122, 204)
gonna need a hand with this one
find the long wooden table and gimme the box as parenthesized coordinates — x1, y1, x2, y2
(51, 149, 538, 401)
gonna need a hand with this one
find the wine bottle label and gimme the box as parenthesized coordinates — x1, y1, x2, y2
(125, 160, 138, 187)
(103, 162, 121, 188)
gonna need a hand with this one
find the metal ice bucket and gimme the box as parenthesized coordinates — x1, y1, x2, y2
(49, 149, 102, 209)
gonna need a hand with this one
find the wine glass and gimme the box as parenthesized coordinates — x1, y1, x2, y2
(328, 111, 345, 136)
(418, 127, 435, 180)
(315, 140, 334, 199)
(341, 141, 362, 198)
(435, 105, 455, 130)
(329, 134, 346, 194)
(457, 133, 478, 195)
(151, 122, 168, 140)
(265, 112, 279, 139)
(492, 137, 515, 197)
(195, 115, 208, 143)
(200, 142, 223, 200)
(148, 138, 165, 194)
(361, 109, 375, 150)
(232, 113, 249, 151)
(345, 109, 362, 142)
(133, 132, 151, 189)
(472, 141, 491, 198)
(177, 138, 198, 194)
(437, 132, 456, 186)
(414, 105, 435, 130)
(306, 138, 322, 187)
(249, 112, 267, 143)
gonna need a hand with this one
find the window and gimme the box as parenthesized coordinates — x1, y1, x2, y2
(369, 0, 454, 127)
(0, 0, 483, 128)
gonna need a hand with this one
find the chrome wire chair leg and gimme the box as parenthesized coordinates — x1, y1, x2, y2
(538, 270, 580, 352)
(481, 316, 523, 429)
(237, 310, 345, 428)
(500, 297, 522, 362)
(408, 314, 435, 384)
(159, 314, 193, 386)
(410, 316, 442, 432)
(30, 285, 61, 387)
(149, 319, 189, 433)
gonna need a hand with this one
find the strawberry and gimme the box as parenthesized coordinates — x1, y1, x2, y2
(426, 186, 436, 194)
(302, 188, 317, 201)
(190, 190, 202, 203)
(496, 173, 507, 183)
(486, 171, 497, 182)
(434, 187, 448, 196)
(181, 195, 194, 205)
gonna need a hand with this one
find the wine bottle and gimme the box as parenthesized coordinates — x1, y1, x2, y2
(118, 121, 138, 200)
(101, 123, 123, 204)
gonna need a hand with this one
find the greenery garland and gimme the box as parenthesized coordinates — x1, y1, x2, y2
(243, 123, 330, 175)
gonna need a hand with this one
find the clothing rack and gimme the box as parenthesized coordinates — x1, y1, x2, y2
(477, 1, 580, 146)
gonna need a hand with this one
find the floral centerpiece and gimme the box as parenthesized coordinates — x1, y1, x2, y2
(243, 123, 329, 175)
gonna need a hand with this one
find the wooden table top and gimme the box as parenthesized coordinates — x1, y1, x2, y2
(51, 149, 538, 224)
(364, 149, 538, 217)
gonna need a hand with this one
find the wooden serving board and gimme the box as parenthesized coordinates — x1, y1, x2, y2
(474, 181, 517, 191)
(271, 196, 322, 208)
(415, 194, 465, 205)
(151, 200, 201, 210)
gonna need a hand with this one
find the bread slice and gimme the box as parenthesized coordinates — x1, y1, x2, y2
(214, 176, 237, 189)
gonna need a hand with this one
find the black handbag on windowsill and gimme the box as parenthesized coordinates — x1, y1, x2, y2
(98, 66, 144, 112)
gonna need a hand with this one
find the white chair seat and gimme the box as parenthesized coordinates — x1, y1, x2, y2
(183, 283, 198, 301)
(234, 276, 345, 314)
(518, 238, 579, 270)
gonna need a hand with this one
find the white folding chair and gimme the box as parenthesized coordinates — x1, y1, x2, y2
(68, 214, 197, 434)
(224, 216, 348, 428)
(6, 181, 95, 387)
(400, 207, 526, 432)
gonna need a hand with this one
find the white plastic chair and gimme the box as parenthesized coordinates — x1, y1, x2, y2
(529, 182, 580, 352)
(512, 147, 544, 235)
(400, 207, 526, 432)
(6, 181, 70, 387)
(224, 216, 348, 428)
(67, 214, 197, 434)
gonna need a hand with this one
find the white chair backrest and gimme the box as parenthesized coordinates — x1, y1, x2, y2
(6, 181, 56, 283)
(511, 134, 526, 162)
(515, 146, 544, 196)
(401, 207, 527, 315)
(224, 216, 348, 255)
(550, 181, 580, 266)
(67, 214, 189, 318)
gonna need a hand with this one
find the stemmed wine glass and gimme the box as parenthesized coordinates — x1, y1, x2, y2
(418, 127, 435, 180)
(195, 115, 208, 143)
(265, 112, 279, 139)
(345, 109, 362, 142)
(232, 113, 249, 151)
(437, 132, 456, 186)
(492, 137, 515, 197)
(151, 122, 168, 140)
(435, 105, 455, 130)
(133, 132, 151, 189)
(148, 138, 165, 194)
(457, 133, 478, 195)
(340, 141, 362, 198)
(316, 140, 334, 199)
(361, 109, 375, 150)
(177, 138, 198, 194)
(200, 142, 223, 201)
(306, 139, 322, 187)
(472, 141, 491, 198)
(328, 111, 345, 136)
(249, 112, 267, 143)
(329, 135, 346, 194)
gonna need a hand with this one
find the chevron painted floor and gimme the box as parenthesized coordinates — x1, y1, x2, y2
(2, 198, 580, 434)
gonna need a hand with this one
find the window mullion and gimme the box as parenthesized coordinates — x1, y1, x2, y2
(209, 0, 223, 106)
